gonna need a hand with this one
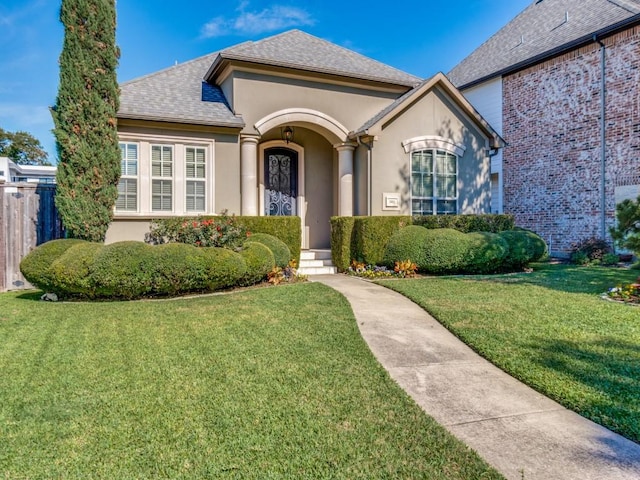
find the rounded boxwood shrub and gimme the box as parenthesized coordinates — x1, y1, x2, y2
(150, 243, 211, 296)
(245, 233, 291, 268)
(239, 241, 275, 286)
(20, 238, 85, 292)
(500, 229, 547, 270)
(48, 242, 103, 297)
(383, 225, 430, 268)
(202, 247, 247, 291)
(465, 232, 509, 274)
(90, 241, 156, 299)
(420, 228, 473, 274)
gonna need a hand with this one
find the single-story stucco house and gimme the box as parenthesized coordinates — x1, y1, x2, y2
(108, 29, 503, 250)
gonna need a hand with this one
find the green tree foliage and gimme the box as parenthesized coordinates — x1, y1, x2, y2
(610, 196, 640, 255)
(0, 127, 50, 165)
(52, 0, 120, 242)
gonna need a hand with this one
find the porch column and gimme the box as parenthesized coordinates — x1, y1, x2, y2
(335, 143, 356, 217)
(240, 135, 260, 216)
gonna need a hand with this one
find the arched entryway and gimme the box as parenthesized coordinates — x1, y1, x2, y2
(242, 109, 355, 249)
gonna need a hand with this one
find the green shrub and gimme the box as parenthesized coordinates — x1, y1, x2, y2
(465, 232, 509, 274)
(610, 195, 640, 257)
(147, 212, 248, 249)
(147, 215, 301, 262)
(90, 242, 156, 299)
(570, 237, 611, 264)
(202, 247, 247, 291)
(48, 242, 103, 297)
(245, 233, 291, 268)
(500, 230, 547, 270)
(602, 253, 621, 266)
(239, 216, 301, 263)
(150, 243, 210, 296)
(330, 217, 357, 271)
(20, 239, 85, 292)
(420, 228, 473, 274)
(412, 214, 514, 233)
(382, 226, 431, 268)
(352, 216, 412, 266)
(239, 242, 275, 286)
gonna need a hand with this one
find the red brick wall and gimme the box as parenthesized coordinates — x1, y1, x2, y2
(503, 26, 640, 255)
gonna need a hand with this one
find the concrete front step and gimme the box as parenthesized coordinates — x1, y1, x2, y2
(298, 249, 336, 275)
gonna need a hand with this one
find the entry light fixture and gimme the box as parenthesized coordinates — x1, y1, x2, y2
(281, 126, 294, 144)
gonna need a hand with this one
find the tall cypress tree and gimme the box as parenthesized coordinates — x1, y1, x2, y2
(52, 0, 120, 242)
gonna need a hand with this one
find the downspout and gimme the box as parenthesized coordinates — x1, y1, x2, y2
(594, 34, 607, 240)
(357, 134, 373, 216)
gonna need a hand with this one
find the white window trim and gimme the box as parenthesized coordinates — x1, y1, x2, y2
(410, 149, 459, 216)
(117, 142, 139, 213)
(185, 146, 207, 213)
(151, 144, 174, 212)
(115, 133, 215, 218)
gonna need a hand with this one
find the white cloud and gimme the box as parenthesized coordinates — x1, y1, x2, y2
(201, 3, 314, 38)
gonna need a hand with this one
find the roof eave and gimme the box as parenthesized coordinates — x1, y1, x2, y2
(205, 52, 420, 88)
(117, 112, 245, 129)
(457, 13, 640, 90)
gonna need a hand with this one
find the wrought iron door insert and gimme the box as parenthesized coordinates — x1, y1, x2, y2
(265, 148, 298, 216)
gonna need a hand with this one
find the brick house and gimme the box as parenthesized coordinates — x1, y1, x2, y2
(449, 0, 640, 256)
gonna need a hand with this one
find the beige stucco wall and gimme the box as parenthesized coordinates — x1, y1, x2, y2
(260, 127, 334, 249)
(367, 86, 491, 215)
(109, 122, 241, 243)
(230, 71, 401, 135)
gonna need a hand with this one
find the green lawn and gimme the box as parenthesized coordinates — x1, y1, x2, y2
(379, 263, 640, 444)
(0, 283, 502, 479)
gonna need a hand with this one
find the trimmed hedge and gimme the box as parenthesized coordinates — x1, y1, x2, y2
(383, 226, 547, 274)
(19, 239, 85, 292)
(91, 242, 156, 299)
(148, 215, 301, 263)
(330, 217, 357, 271)
(239, 241, 275, 286)
(412, 214, 515, 233)
(49, 242, 103, 297)
(420, 229, 472, 274)
(202, 247, 247, 291)
(352, 216, 412, 267)
(245, 233, 291, 268)
(382, 226, 430, 269)
(499, 229, 547, 270)
(19, 239, 273, 300)
(331, 214, 513, 271)
(239, 216, 301, 263)
(465, 232, 509, 274)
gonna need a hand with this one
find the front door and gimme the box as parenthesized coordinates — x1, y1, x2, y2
(264, 147, 298, 216)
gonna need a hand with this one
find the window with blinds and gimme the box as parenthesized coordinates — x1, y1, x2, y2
(411, 149, 457, 215)
(151, 145, 173, 211)
(116, 143, 138, 211)
(186, 147, 206, 212)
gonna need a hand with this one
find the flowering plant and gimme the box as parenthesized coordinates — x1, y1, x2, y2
(147, 210, 248, 250)
(607, 278, 640, 303)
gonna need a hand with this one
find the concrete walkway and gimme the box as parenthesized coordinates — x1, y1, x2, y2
(312, 274, 640, 480)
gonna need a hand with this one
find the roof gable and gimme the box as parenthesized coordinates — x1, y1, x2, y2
(449, 0, 640, 88)
(353, 73, 504, 149)
(205, 29, 421, 88)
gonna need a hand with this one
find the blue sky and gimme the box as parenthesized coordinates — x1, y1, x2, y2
(0, 0, 531, 162)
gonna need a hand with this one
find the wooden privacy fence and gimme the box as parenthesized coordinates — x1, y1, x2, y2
(0, 183, 64, 292)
